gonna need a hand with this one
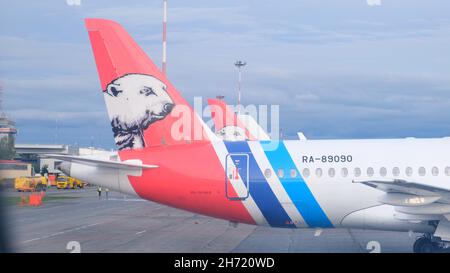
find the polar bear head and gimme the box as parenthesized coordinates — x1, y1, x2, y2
(104, 73, 175, 150)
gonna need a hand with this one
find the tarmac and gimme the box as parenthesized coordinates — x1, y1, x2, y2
(3, 187, 417, 253)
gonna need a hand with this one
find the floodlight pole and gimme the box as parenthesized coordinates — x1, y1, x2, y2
(234, 61, 246, 113)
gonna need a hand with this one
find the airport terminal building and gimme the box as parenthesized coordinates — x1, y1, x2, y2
(0, 115, 16, 159)
(0, 113, 111, 185)
(14, 144, 110, 174)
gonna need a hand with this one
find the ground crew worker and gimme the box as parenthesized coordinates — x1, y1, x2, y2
(97, 186, 102, 199)
(105, 188, 109, 200)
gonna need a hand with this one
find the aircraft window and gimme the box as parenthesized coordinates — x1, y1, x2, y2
(301, 168, 309, 178)
(405, 167, 413, 177)
(392, 167, 400, 177)
(341, 168, 348, 177)
(418, 167, 426, 176)
(446, 167, 450, 176)
(264, 169, 272, 178)
(354, 167, 361, 177)
(367, 167, 374, 177)
(380, 167, 387, 177)
(315, 168, 323, 178)
(432, 167, 439, 176)
(277, 169, 284, 178)
(290, 169, 298, 178)
(328, 168, 335, 177)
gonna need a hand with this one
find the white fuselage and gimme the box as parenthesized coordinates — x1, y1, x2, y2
(278, 137, 450, 232)
(64, 137, 450, 234)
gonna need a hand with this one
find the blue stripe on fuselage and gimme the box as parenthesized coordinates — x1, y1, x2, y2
(224, 141, 295, 228)
(261, 141, 333, 228)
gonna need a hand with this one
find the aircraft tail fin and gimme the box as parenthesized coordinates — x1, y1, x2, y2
(208, 98, 256, 141)
(85, 18, 208, 152)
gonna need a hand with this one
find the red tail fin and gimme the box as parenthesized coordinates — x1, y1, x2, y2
(85, 19, 207, 150)
(207, 98, 256, 141)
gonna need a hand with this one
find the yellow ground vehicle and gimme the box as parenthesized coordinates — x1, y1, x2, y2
(56, 175, 72, 189)
(56, 176, 85, 189)
(73, 178, 85, 188)
(14, 175, 48, 192)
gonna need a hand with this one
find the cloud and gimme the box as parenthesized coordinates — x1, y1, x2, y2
(366, 0, 382, 6)
(274, 73, 450, 139)
(0, 35, 95, 75)
(8, 109, 106, 122)
(66, 0, 82, 6)
(87, 5, 254, 28)
(2, 0, 450, 148)
(3, 75, 97, 93)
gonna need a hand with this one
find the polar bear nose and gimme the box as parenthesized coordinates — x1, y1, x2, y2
(163, 103, 174, 114)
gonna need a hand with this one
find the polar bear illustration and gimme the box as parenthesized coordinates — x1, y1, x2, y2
(104, 73, 175, 150)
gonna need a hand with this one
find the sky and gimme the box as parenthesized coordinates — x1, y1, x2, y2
(1, 0, 450, 149)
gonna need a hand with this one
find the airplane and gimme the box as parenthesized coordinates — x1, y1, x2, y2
(207, 98, 270, 141)
(207, 98, 307, 141)
(50, 18, 450, 253)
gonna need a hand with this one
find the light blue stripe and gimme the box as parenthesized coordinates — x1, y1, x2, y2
(261, 141, 333, 228)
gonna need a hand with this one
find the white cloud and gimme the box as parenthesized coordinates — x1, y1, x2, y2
(2, 0, 450, 145)
(367, 0, 382, 6)
(87, 5, 254, 28)
(66, 0, 82, 6)
(0, 35, 94, 75)
(2, 75, 97, 93)
(8, 109, 105, 121)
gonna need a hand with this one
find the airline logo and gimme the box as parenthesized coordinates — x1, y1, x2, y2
(86, 19, 208, 149)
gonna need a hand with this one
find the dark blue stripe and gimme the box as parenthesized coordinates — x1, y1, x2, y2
(261, 141, 333, 228)
(224, 141, 295, 228)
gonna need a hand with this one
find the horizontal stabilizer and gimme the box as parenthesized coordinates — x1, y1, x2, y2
(41, 154, 158, 170)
